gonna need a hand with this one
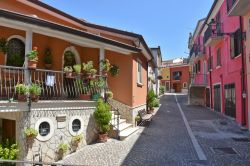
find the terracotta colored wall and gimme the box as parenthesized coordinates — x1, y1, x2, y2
(170, 66, 189, 90)
(106, 50, 133, 106)
(132, 53, 148, 107)
(161, 67, 170, 81)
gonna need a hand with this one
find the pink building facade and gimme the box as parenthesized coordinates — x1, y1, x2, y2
(189, 0, 248, 128)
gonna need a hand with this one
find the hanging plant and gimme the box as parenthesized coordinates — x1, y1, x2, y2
(110, 64, 120, 77)
(0, 38, 8, 54)
(44, 48, 52, 69)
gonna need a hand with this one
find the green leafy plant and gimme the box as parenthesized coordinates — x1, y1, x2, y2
(64, 66, 73, 73)
(43, 48, 52, 64)
(27, 47, 38, 61)
(0, 139, 19, 160)
(153, 99, 160, 107)
(58, 143, 69, 154)
(135, 115, 141, 122)
(94, 99, 112, 134)
(24, 128, 38, 138)
(29, 84, 41, 96)
(73, 64, 82, 74)
(147, 89, 158, 110)
(15, 84, 28, 94)
(0, 38, 8, 54)
(110, 64, 119, 77)
(90, 68, 97, 75)
(160, 86, 165, 95)
(7, 53, 23, 67)
(72, 134, 83, 144)
(100, 59, 111, 72)
(106, 91, 113, 99)
(82, 61, 95, 73)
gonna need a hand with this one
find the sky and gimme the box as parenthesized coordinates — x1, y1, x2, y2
(42, 0, 214, 60)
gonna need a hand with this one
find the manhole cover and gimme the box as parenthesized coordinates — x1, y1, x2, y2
(232, 137, 250, 142)
(212, 147, 237, 155)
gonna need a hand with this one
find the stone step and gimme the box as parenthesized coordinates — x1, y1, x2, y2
(114, 123, 132, 131)
(110, 118, 126, 126)
(120, 127, 139, 140)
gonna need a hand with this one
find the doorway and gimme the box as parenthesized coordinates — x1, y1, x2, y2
(2, 119, 16, 142)
(214, 84, 221, 112)
(224, 84, 236, 118)
(206, 88, 210, 107)
(165, 82, 170, 92)
(173, 82, 181, 93)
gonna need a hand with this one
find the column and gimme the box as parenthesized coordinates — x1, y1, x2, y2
(25, 29, 33, 84)
(99, 47, 105, 74)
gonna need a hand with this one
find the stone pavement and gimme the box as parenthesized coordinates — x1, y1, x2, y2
(60, 94, 250, 166)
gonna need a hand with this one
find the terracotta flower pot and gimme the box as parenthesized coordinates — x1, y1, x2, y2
(99, 133, 108, 142)
(44, 63, 52, 69)
(17, 94, 26, 102)
(30, 94, 39, 102)
(79, 94, 91, 100)
(28, 60, 38, 69)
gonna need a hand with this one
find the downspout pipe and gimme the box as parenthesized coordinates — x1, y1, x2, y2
(209, 47, 213, 109)
(240, 16, 246, 126)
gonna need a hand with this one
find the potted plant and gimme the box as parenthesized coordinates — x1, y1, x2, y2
(71, 134, 83, 146)
(147, 89, 157, 114)
(43, 48, 52, 69)
(64, 66, 73, 78)
(82, 61, 97, 79)
(135, 115, 141, 126)
(27, 47, 38, 69)
(73, 64, 82, 77)
(94, 99, 112, 142)
(29, 84, 42, 102)
(105, 91, 113, 99)
(57, 143, 69, 159)
(24, 127, 38, 139)
(110, 64, 119, 77)
(0, 38, 8, 54)
(76, 79, 91, 100)
(15, 83, 28, 102)
(100, 59, 111, 76)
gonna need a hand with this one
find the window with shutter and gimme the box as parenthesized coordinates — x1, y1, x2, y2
(230, 28, 242, 58)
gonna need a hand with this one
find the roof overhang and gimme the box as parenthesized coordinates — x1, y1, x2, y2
(228, 0, 250, 16)
(0, 9, 141, 55)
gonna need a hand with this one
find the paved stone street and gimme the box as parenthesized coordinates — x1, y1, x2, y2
(60, 94, 250, 166)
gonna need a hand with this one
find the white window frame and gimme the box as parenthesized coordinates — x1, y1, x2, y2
(137, 59, 142, 85)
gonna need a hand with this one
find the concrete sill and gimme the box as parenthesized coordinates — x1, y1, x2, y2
(137, 83, 143, 87)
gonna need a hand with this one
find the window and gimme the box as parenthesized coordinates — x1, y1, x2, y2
(72, 119, 81, 132)
(183, 82, 187, 89)
(173, 71, 182, 80)
(6, 38, 25, 67)
(39, 122, 50, 137)
(217, 48, 221, 66)
(197, 60, 201, 72)
(137, 60, 142, 84)
(230, 28, 242, 58)
(208, 56, 213, 70)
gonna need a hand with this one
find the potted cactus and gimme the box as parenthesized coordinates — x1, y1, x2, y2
(64, 66, 74, 78)
(29, 84, 42, 102)
(15, 83, 28, 102)
(27, 47, 38, 69)
(100, 59, 111, 76)
(94, 99, 112, 142)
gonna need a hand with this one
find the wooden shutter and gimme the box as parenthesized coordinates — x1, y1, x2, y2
(230, 34, 235, 58)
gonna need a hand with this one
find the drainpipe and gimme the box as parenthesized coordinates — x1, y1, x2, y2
(240, 16, 246, 126)
(209, 47, 213, 109)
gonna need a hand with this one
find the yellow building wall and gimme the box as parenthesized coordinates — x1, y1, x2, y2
(162, 67, 170, 81)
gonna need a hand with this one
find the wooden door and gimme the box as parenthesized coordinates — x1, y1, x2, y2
(2, 119, 16, 141)
(173, 83, 181, 93)
(214, 85, 221, 112)
(206, 88, 210, 107)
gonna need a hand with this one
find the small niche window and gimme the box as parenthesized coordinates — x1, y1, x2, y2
(72, 119, 81, 132)
(39, 122, 50, 136)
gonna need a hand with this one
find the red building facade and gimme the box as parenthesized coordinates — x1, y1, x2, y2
(189, 0, 248, 128)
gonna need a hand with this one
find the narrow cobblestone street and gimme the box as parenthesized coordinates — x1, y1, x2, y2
(60, 94, 250, 166)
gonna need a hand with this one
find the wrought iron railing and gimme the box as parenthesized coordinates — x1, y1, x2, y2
(203, 24, 223, 45)
(108, 101, 121, 140)
(189, 73, 208, 86)
(227, 0, 237, 13)
(0, 65, 107, 101)
(195, 45, 206, 56)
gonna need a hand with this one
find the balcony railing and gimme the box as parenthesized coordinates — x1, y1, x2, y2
(227, 0, 237, 13)
(194, 45, 206, 57)
(189, 73, 208, 86)
(204, 24, 223, 46)
(0, 65, 107, 101)
(190, 46, 195, 57)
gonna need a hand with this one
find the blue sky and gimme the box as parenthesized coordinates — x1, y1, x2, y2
(42, 0, 213, 60)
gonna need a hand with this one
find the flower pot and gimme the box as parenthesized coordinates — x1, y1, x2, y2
(92, 93, 101, 101)
(28, 60, 38, 69)
(79, 94, 91, 100)
(30, 94, 39, 102)
(147, 108, 154, 114)
(17, 94, 26, 102)
(65, 72, 74, 78)
(44, 63, 52, 69)
(99, 133, 108, 142)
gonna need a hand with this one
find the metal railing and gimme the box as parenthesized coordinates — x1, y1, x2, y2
(0, 65, 107, 101)
(189, 73, 208, 86)
(203, 24, 223, 45)
(108, 101, 121, 140)
(194, 45, 206, 56)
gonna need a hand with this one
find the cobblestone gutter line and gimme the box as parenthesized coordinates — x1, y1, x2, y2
(175, 94, 207, 161)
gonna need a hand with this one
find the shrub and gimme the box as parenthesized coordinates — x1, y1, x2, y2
(29, 84, 41, 96)
(15, 84, 28, 94)
(147, 89, 157, 110)
(153, 99, 160, 107)
(94, 99, 112, 134)
(160, 86, 165, 95)
(58, 143, 69, 154)
(43, 48, 52, 64)
(73, 64, 82, 74)
(24, 128, 38, 138)
(0, 139, 19, 160)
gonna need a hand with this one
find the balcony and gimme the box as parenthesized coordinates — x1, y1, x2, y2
(194, 45, 206, 59)
(0, 65, 106, 112)
(189, 73, 208, 87)
(227, 0, 250, 16)
(204, 26, 224, 47)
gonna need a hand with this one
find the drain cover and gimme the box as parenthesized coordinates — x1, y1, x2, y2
(212, 147, 237, 155)
(232, 137, 250, 142)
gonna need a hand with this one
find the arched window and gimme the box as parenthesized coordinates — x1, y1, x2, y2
(6, 38, 25, 67)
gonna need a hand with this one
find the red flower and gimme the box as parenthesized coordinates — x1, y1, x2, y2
(33, 47, 38, 51)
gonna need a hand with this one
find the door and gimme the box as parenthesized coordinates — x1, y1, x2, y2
(165, 82, 170, 92)
(2, 119, 16, 141)
(214, 85, 221, 112)
(173, 83, 181, 93)
(224, 84, 236, 118)
(206, 88, 210, 107)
